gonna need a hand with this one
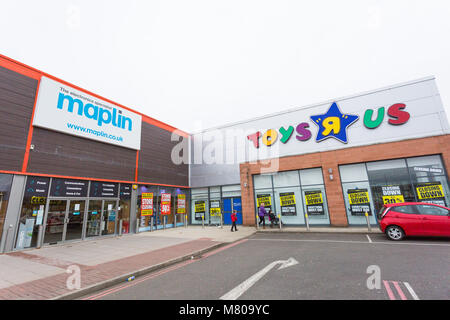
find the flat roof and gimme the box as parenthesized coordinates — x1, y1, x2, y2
(191, 75, 436, 134)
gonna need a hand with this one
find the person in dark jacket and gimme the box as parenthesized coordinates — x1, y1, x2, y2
(231, 210, 238, 232)
(258, 203, 266, 228)
(268, 209, 277, 228)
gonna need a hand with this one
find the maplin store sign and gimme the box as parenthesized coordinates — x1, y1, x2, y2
(33, 76, 142, 150)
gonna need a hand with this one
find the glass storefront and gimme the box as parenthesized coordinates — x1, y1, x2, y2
(13, 177, 130, 249)
(137, 185, 158, 232)
(190, 185, 242, 225)
(253, 168, 330, 226)
(339, 155, 450, 225)
(119, 184, 132, 234)
(175, 188, 188, 226)
(0, 174, 13, 245)
(15, 176, 50, 249)
(191, 188, 208, 225)
(137, 185, 189, 231)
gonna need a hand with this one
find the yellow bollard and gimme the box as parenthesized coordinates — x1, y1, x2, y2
(365, 212, 371, 232)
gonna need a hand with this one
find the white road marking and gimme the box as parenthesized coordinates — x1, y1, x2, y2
(403, 282, 420, 300)
(366, 235, 373, 243)
(249, 238, 450, 247)
(220, 257, 298, 300)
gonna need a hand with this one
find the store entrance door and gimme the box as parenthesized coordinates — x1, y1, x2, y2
(44, 199, 86, 245)
(223, 197, 243, 225)
(101, 200, 118, 236)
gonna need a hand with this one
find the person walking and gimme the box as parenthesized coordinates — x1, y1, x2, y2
(258, 203, 266, 228)
(231, 210, 238, 232)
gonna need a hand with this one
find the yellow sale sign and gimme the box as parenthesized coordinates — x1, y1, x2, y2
(141, 193, 153, 216)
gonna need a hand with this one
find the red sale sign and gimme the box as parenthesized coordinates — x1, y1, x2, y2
(161, 193, 171, 215)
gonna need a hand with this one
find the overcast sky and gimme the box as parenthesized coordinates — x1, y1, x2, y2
(1, 0, 449, 133)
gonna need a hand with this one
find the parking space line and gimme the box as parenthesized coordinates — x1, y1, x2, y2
(403, 282, 420, 300)
(366, 235, 372, 243)
(383, 281, 396, 300)
(249, 238, 450, 247)
(392, 281, 407, 300)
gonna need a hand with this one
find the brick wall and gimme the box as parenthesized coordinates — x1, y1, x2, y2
(240, 134, 450, 226)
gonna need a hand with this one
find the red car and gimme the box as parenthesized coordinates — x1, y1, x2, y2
(378, 202, 450, 240)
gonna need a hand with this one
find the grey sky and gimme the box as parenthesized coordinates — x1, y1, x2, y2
(1, 0, 449, 133)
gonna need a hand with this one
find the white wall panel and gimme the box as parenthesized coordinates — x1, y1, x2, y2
(190, 77, 449, 187)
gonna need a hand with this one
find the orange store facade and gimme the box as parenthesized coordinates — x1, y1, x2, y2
(0, 54, 189, 253)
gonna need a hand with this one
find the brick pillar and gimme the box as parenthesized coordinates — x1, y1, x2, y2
(240, 164, 256, 226)
(322, 163, 348, 227)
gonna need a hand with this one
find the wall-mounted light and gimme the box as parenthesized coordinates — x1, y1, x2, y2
(244, 182, 248, 188)
(329, 174, 334, 181)
(328, 168, 333, 174)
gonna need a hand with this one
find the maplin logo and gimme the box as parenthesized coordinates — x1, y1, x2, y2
(57, 92, 133, 131)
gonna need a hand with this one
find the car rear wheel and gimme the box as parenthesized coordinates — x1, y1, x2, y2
(385, 225, 405, 241)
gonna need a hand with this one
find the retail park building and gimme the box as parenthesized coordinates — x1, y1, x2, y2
(0, 54, 449, 253)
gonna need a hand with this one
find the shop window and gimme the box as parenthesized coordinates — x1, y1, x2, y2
(254, 174, 273, 189)
(341, 181, 378, 225)
(175, 189, 188, 225)
(273, 171, 300, 188)
(253, 168, 330, 226)
(339, 164, 377, 225)
(407, 155, 449, 207)
(254, 189, 274, 226)
(209, 192, 221, 225)
(191, 188, 208, 225)
(137, 185, 158, 232)
(301, 185, 330, 225)
(119, 184, 132, 234)
(339, 163, 368, 183)
(407, 155, 445, 179)
(157, 187, 174, 228)
(340, 155, 450, 226)
(15, 176, 50, 249)
(0, 174, 13, 244)
(366, 159, 414, 215)
(191, 188, 208, 195)
(299, 168, 323, 186)
(299, 168, 330, 225)
(222, 184, 241, 198)
(273, 186, 304, 225)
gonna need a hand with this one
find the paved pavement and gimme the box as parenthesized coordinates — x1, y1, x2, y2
(0, 226, 255, 300)
(0, 225, 382, 300)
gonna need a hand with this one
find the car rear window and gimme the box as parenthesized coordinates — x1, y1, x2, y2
(377, 206, 387, 219)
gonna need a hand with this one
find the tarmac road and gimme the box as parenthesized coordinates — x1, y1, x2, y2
(81, 232, 450, 300)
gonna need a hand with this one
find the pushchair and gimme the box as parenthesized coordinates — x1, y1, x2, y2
(268, 212, 279, 227)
